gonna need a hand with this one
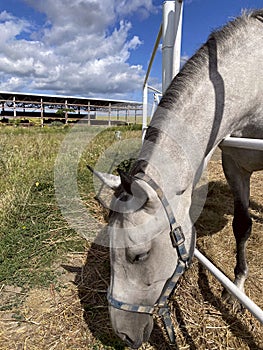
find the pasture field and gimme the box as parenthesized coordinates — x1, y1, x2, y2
(0, 125, 262, 349)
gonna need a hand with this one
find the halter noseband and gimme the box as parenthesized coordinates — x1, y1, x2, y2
(107, 172, 196, 343)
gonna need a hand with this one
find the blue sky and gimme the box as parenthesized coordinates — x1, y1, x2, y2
(0, 0, 262, 102)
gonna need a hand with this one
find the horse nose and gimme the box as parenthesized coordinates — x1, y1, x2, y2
(116, 320, 153, 349)
(110, 306, 154, 347)
(117, 332, 142, 349)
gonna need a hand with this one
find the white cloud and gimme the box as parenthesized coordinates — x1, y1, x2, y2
(0, 10, 15, 21)
(0, 12, 31, 43)
(0, 76, 22, 91)
(115, 0, 158, 18)
(0, 0, 158, 99)
(180, 55, 190, 67)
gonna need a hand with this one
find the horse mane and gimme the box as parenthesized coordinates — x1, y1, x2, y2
(159, 9, 263, 110)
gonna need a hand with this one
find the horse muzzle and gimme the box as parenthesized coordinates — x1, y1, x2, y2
(109, 306, 154, 348)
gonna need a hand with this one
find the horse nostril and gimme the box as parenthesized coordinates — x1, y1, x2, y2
(118, 333, 141, 349)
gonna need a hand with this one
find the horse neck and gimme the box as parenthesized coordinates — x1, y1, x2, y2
(139, 24, 262, 195)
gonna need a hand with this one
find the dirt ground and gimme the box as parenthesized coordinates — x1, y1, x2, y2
(0, 149, 262, 350)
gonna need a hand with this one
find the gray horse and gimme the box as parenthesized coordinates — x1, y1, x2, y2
(91, 10, 263, 349)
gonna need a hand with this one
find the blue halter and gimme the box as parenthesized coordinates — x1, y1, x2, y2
(107, 172, 196, 343)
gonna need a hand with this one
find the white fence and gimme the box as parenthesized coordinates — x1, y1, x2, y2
(221, 136, 263, 151)
(142, 0, 263, 323)
(142, 0, 183, 133)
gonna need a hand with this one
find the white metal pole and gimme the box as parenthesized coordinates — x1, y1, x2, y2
(108, 102, 111, 126)
(142, 83, 148, 138)
(142, 24, 162, 138)
(13, 96, 16, 118)
(221, 137, 263, 151)
(65, 99, 68, 124)
(40, 98, 44, 127)
(173, 0, 183, 78)
(143, 25, 163, 89)
(194, 248, 263, 323)
(162, 0, 183, 94)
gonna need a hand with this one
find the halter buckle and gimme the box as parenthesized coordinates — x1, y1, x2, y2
(170, 225, 185, 248)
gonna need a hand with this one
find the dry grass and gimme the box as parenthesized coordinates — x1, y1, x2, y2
(0, 149, 262, 349)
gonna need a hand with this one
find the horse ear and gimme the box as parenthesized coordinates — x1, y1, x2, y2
(87, 165, 121, 190)
(117, 169, 133, 194)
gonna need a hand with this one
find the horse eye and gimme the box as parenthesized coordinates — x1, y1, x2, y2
(134, 250, 150, 263)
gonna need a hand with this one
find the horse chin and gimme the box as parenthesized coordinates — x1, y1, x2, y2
(110, 307, 154, 348)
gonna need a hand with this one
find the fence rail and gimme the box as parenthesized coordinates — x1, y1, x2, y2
(221, 137, 263, 151)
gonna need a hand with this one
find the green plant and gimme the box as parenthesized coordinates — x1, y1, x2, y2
(50, 120, 64, 127)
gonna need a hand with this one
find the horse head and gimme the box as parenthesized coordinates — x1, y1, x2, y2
(89, 166, 195, 348)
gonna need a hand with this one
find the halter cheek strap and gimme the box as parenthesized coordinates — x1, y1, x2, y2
(107, 261, 186, 343)
(107, 172, 196, 343)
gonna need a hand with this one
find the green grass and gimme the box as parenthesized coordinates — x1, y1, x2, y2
(0, 124, 141, 290)
(0, 126, 78, 288)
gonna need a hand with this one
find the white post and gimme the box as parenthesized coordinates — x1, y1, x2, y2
(108, 102, 111, 126)
(65, 99, 68, 124)
(194, 249, 263, 323)
(40, 98, 44, 127)
(173, 0, 183, 78)
(88, 101, 91, 126)
(13, 96, 16, 118)
(162, 0, 183, 94)
(142, 83, 148, 138)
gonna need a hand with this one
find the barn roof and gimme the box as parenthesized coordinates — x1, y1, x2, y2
(0, 91, 142, 108)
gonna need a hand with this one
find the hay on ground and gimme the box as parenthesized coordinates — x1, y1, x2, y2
(0, 151, 262, 349)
